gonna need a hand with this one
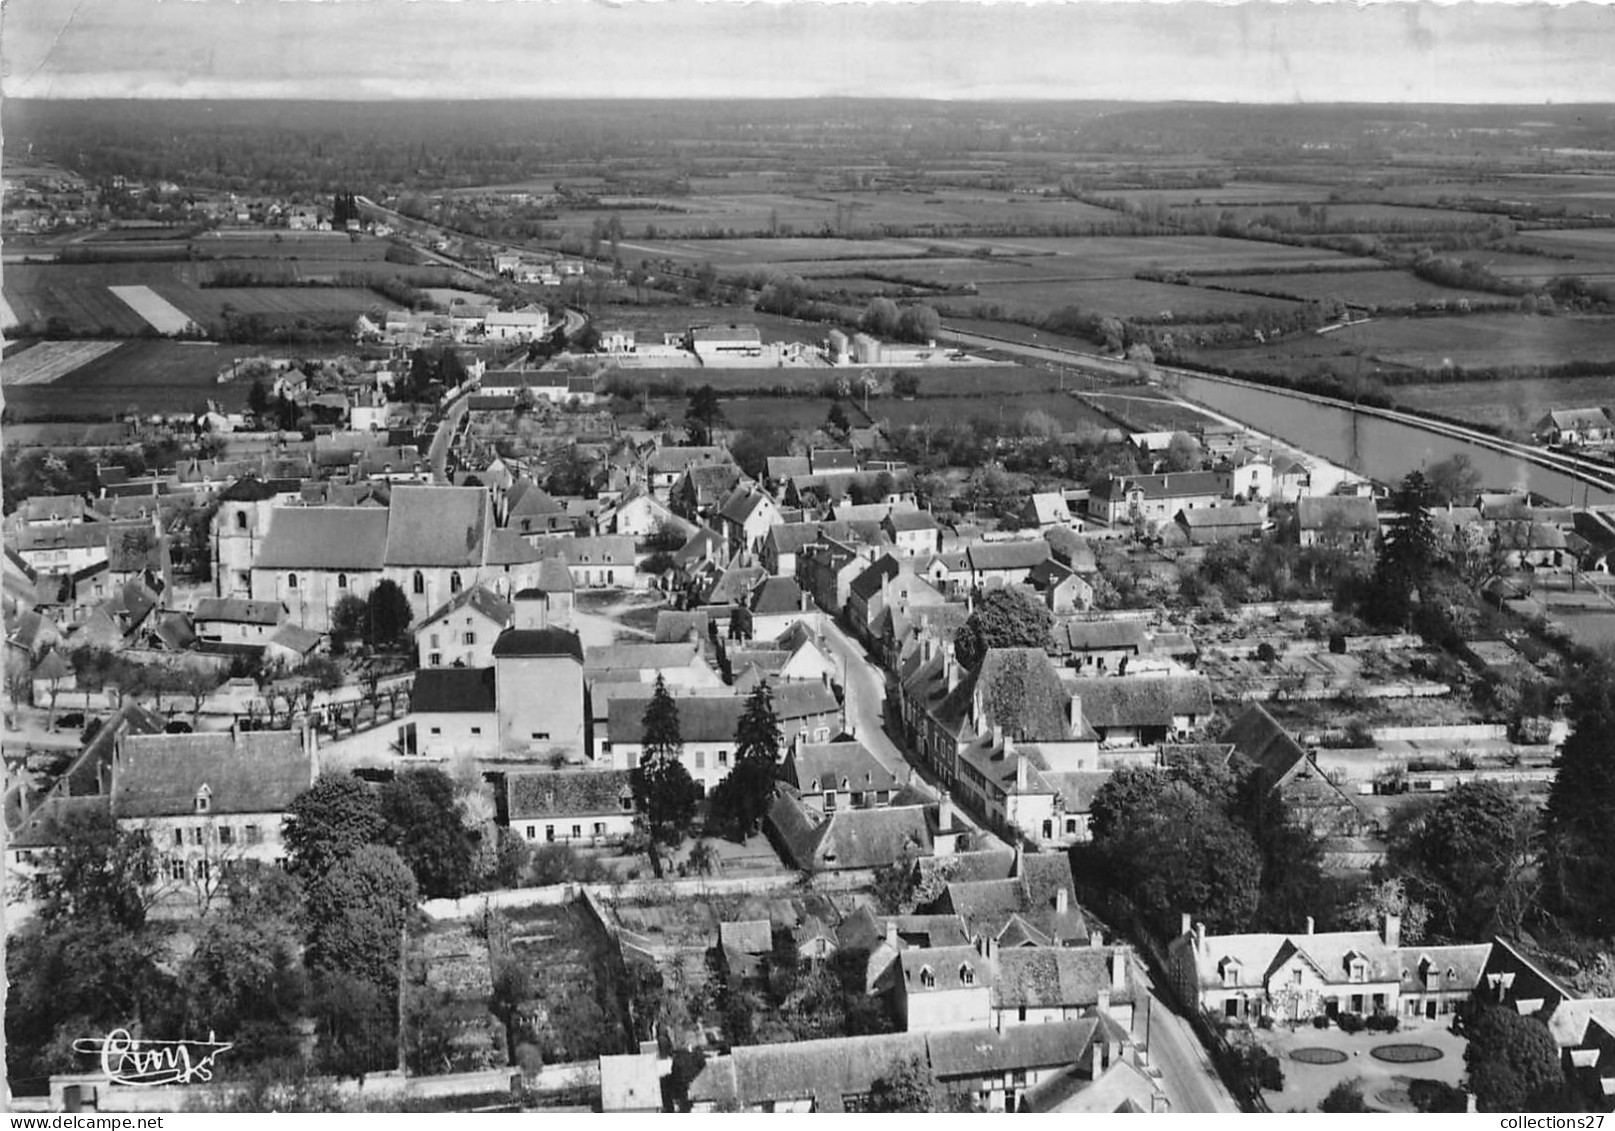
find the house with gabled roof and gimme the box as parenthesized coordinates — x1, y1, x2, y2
(111, 729, 316, 908)
(500, 768, 636, 847)
(1225, 702, 1369, 839)
(416, 584, 514, 670)
(766, 786, 963, 873)
(1063, 675, 1213, 747)
(1535, 408, 1614, 447)
(1019, 492, 1080, 533)
(1090, 471, 1228, 529)
(967, 539, 1051, 589)
(717, 485, 781, 558)
(1295, 495, 1380, 550)
(191, 597, 287, 649)
(782, 740, 902, 813)
(671, 463, 746, 521)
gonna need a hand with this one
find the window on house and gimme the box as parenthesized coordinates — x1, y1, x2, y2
(195, 792, 210, 814)
(718, 750, 728, 765)
(337, 573, 348, 589)
(413, 571, 425, 595)
(219, 826, 234, 845)
(1225, 999, 1240, 1019)
(1018, 1006, 1027, 1022)
(532, 732, 549, 741)
(919, 967, 936, 989)
(571, 825, 581, 839)
(168, 857, 186, 882)
(545, 826, 555, 842)
(824, 791, 837, 811)
(286, 573, 298, 590)
(429, 727, 441, 736)
(959, 963, 975, 986)
(173, 828, 183, 847)
(246, 825, 261, 845)
(1292, 968, 1304, 986)
(694, 751, 705, 769)
(619, 794, 633, 812)
(1351, 961, 1366, 983)
(429, 653, 442, 667)
(593, 822, 605, 836)
(464, 632, 476, 645)
(235, 511, 248, 531)
(450, 571, 463, 594)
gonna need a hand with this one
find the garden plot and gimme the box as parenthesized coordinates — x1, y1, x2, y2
(108, 284, 197, 333)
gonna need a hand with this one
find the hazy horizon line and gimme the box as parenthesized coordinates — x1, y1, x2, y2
(6, 94, 1612, 107)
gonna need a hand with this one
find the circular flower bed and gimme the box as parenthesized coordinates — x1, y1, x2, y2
(1290, 1047, 1349, 1065)
(1371, 1043, 1444, 1064)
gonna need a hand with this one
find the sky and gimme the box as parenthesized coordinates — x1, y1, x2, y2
(1, 0, 1612, 104)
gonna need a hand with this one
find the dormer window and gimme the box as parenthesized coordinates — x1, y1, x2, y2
(959, 963, 975, 986)
(919, 966, 936, 989)
(1349, 958, 1367, 983)
(194, 786, 211, 814)
(1220, 959, 1241, 988)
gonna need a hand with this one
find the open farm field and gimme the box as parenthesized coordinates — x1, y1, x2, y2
(830, 188, 1124, 228)
(156, 285, 382, 330)
(1169, 202, 1499, 228)
(1185, 312, 1615, 377)
(869, 390, 1116, 433)
(0, 339, 349, 420)
(3, 262, 188, 335)
(1206, 270, 1502, 308)
(1393, 374, 1615, 434)
(610, 362, 1054, 397)
(1514, 230, 1615, 273)
(1323, 312, 1615, 369)
(108, 285, 196, 333)
(963, 276, 1302, 320)
(1077, 388, 1221, 431)
(787, 256, 1074, 287)
(1456, 250, 1594, 282)
(932, 235, 1375, 275)
(190, 232, 394, 260)
(615, 235, 925, 266)
(1, 340, 125, 385)
(644, 395, 836, 432)
(1380, 173, 1615, 215)
(1100, 182, 1340, 206)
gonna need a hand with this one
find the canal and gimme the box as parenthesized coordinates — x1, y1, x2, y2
(1171, 373, 1615, 507)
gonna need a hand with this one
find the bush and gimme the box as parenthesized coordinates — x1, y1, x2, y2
(1409, 1078, 1467, 1113)
(56, 711, 86, 730)
(1337, 1012, 1366, 1034)
(1320, 1079, 1369, 1113)
(1366, 1012, 1400, 1033)
(1312, 1014, 1331, 1029)
(1255, 642, 1278, 663)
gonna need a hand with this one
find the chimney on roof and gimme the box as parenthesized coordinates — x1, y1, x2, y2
(1193, 921, 1207, 955)
(1383, 912, 1401, 949)
(887, 919, 899, 949)
(944, 642, 961, 693)
(1091, 927, 1104, 948)
(991, 723, 1003, 749)
(1111, 950, 1127, 992)
(1015, 754, 1029, 791)
(1096, 987, 1111, 1017)
(1305, 915, 1315, 935)
(1068, 694, 1083, 736)
(984, 935, 996, 961)
(938, 795, 953, 832)
(1180, 912, 1192, 939)
(1056, 887, 1069, 915)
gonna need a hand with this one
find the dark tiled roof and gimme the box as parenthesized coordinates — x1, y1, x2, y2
(1067, 676, 1213, 728)
(967, 539, 1051, 572)
(768, 788, 935, 871)
(412, 667, 497, 713)
(1297, 495, 1379, 532)
(491, 627, 585, 662)
(506, 769, 634, 819)
(786, 741, 901, 794)
(750, 576, 803, 616)
(1055, 618, 1148, 652)
(993, 947, 1133, 1009)
(111, 732, 313, 819)
(849, 556, 901, 601)
(193, 598, 284, 626)
(1223, 702, 1308, 790)
(927, 1020, 1099, 1080)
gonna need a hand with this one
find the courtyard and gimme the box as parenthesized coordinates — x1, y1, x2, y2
(1255, 1017, 1469, 1112)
